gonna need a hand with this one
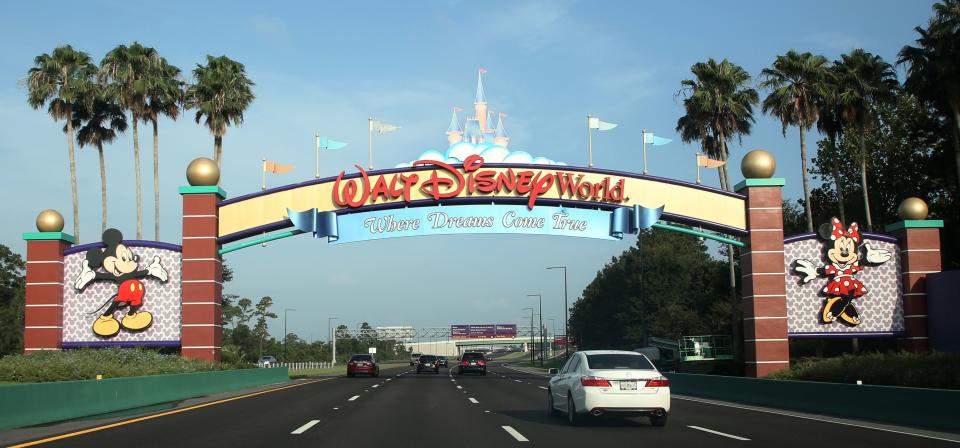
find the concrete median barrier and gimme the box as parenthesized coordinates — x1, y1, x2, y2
(666, 373, 960, 432)
(0, 367, 289, 430)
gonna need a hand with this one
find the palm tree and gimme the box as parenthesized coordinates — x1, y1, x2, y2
(676, 58, 759, 190)
(25, 45, 97, 241)
(899, 0, 960, 191)
(100, 42, 159, 239)
(833, 49, 898, 231)
(761, 51, 830, 232)
(185, 55, 255, 168)
(815, 74, 849, 224)
(142, 57, 183, 241)
(71, 93, 128, 233)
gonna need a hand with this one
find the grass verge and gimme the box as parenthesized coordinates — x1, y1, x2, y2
(770, 351, 960, 389)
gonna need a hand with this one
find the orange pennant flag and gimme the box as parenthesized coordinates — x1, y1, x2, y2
(697, 155, 726, 169)
(264, 160, 294, 174)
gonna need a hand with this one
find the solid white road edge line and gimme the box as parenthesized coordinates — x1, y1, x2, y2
(348, 395, 360, 401)
(468, 397, 479, 404)
(675, 396, 960, 444)
(502, 426, 529, 442)
(687, 425, 750, 441)
(291, 420, 320, 435)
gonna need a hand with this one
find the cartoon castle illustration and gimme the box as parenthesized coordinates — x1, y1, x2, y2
(446, 69, 510, 148)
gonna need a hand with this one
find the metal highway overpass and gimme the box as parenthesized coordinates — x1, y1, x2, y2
(3, 361, 957, 447)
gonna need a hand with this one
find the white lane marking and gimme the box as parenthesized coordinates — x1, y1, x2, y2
(468, 397, 479, 404)
(387, 378, 392, 381)
(675, 396, 960, 444)
(450, 379, 456, 382)
(456, 385, 463, 389)
(687, 425, 750, 441)
(501, 426, 529, 442)
(538, 386, 548, 390)
(372, 384, 379, 388)
(484, 410, 490, 413)
(348, 395, 360, 401)
(514, 379, 523, 383)
(333, 407, 339, 410)
(291, 420, 320, 435)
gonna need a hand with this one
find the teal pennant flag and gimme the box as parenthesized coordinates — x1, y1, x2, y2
(319, 137, 348, 150)
(643, 132, 672, 146)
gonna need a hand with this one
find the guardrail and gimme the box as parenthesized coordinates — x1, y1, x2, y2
(0, 367, 289, 430)
(275, 361, 332, 371)
(666, 373, 960, 432)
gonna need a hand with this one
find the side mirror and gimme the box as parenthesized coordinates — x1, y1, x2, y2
(548, 368, 559, 375)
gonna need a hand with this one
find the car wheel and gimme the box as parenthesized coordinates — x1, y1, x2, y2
(547, 389, 560, 417)
(566, 395, 581, 426)
(650, 413, 668, 427)
(347, 372, 354, 378)
(481, 370, 487, 376)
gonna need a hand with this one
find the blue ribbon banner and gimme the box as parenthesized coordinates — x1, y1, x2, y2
(287, 204, 662, 245)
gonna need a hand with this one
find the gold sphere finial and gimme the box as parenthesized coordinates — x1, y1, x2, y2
(741, 149, 776, 179)
(186, 157, 220, 186)
(898, 197, 929, 220)
(36, 209, 64, 232)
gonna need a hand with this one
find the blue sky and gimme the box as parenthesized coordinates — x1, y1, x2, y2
(0, 0, 937, 341)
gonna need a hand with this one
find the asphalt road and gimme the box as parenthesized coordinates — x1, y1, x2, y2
(6, 362, 959, 447)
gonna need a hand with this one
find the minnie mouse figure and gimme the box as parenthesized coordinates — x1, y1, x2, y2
(73, 229, 168, 337)
(794, 218, 891, 327)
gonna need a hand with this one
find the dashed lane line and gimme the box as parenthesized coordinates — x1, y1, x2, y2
(456, 385, 463, 389)
(372, 384, 379, 388)
(687, 425, 750, 441)
(348, 395, 360, 401)
(502, 426, 529, 442)
(538, 386, 548, 390)
(291, 420, 320, 435)
(468, 398, 479, 404)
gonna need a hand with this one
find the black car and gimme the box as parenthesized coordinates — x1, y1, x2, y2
(437, 356, 448, 367)
(457, 352, 487, 376)
(416, 355, 440, 374)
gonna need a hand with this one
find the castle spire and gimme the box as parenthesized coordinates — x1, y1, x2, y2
(475, 68, 487, 104)
(447, 107, 462, 134)
(495, 113, 507, 138)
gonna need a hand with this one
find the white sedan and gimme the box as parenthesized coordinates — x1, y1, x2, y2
(547, 350, 670, 426)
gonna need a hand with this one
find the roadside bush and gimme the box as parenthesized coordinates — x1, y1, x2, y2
(770, 351, 960, 389)
(0, 348, 251, 383)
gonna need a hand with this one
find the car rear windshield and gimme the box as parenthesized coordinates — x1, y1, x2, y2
(350, 355, 372, 362)
(585, 354, 654, 370)
(461, 353, 484, 360)
(420, 355, 436, 361)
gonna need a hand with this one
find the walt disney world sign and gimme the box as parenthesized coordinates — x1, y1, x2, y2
(217, 155, 748, 248)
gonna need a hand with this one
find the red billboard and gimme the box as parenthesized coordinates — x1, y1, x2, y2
(451, 324, 517, 339)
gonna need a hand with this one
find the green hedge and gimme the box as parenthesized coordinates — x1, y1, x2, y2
(769, 351, 960, 389)
(0, 348, 250, 383)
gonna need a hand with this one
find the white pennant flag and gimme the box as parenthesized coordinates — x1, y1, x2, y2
(371, 120, 401, 134)
(588, 117, 617, 131)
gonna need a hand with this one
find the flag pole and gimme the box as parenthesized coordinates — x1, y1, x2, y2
(368, 117, 374, 170)
(261, 158, 267, 190)
(642, 129, 648, 175)
(315, 133, 320, 179)
(587, 114, 593, 168)
(695, 153, 701, 184)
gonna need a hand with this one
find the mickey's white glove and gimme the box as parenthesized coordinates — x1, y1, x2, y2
(864, 243, 892, 264)
(794, 259, 818, 283)
(74, 261, 96, 290)
(147, 256, 168, 282)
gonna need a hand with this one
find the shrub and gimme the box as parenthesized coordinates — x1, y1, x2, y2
(769, 351, 960, 389)
(0, 348, 251, 383)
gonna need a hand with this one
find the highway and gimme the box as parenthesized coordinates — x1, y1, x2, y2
(6, 361, 959, 447)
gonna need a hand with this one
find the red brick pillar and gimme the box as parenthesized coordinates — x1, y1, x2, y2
(887, 219, 943, 352)
(179, 185, 225, 362)
(22, 211, 73, 353)
(736, 177, 789, 377)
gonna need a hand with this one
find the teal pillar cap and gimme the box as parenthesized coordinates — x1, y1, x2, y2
(734, 178, 786, 191)
(885, 220, 944, 232)
(23, 232, 75, 244)
(179, 185, 227, 199)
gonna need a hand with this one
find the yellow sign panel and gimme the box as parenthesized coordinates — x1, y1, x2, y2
(218, 157, 746, 240)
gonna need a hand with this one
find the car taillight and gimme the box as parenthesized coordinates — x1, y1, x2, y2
(646, 378, 670, 388)
(461, 361, 469, 365)
(580, 376, 611, 387)
(477, 361, 486, 366)
(348, 361, 356, 365)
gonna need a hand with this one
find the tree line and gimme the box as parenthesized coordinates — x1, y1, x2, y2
(24, 43, 255, 242)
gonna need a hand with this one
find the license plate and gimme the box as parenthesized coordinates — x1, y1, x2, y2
(470, 362, 476, 365)
(620, 381, 637, 390)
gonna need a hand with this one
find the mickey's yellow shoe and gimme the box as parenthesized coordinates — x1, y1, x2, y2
(121, 311, 153, 331)
(839, 310, 861, 326)
(822, 297, 841, 323)
(92, 315, 120, 337)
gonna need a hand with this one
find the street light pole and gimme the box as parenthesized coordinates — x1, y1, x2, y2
(548, 318, 556, 358)
(522, 307, 534, 364)
(328, 317, 338, 365)
(527, 294, 543, 366)
(547, 266, 569, 357)
(283, 308, 295, 361)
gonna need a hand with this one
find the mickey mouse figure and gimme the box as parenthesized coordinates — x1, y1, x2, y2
(73, 229, 168, 337)
(794, 218, 891, 326)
